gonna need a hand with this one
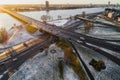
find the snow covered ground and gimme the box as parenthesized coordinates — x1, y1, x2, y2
(74, 44, 120, 80)
(8, 44, 80, 80)
(0, 25, 41, 49)
(47, 19, 68, 27)
(75, 17, 120, 40)
(1, 7, 119, 80)
(52, 17, 120, 80)
(6, 18, 81, 80)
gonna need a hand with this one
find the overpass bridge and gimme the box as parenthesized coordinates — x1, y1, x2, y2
(1, 8, 120, 51)
(0, 7, 120, 80)
(0, 7, 120, 57)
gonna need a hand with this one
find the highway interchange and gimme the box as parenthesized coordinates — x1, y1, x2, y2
(0, 7, 120, 80)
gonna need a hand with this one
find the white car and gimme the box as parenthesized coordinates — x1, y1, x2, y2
(76, 40, 82, 43)
(80, 37, 85, 41)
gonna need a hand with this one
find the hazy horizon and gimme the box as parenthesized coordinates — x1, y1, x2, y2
(0, 0, 120, 5)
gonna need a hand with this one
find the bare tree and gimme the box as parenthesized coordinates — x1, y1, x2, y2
(84, 22, 93, 33)
(0, 27, 8, 43)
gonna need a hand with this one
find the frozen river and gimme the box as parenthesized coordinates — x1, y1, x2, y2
(0, 7, 120, 80)
(0, 7, 104, 30)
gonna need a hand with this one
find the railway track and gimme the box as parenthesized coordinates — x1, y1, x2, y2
(0, 36, 54, 80)
(70, 41, 95, 80)
(60, 29, 120, 53)
(69, 40, 120, 80)
(75, 40, 120, 66)
(64, 12, 101, 30)
(64, 13, 99, 80)
(0, 8, 119, 80)
(65, 13, 120, 79)
(65, 16, 119, 79)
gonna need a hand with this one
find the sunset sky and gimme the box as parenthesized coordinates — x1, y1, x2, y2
(0, 0, 120, 4)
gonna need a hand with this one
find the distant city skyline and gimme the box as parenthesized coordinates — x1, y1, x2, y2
(0, 0, 120, 4)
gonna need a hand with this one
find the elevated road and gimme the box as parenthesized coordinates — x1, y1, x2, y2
(0, 35, 53, 80)
(1, 7, 120, 53)
(64, 12, 102, 30)
(0, 37, 41, 60)
(0, 8, 120, 80)
(1, 7, 120, 61)
(75, 15, 120, 30)
(65, 13, 120, 79)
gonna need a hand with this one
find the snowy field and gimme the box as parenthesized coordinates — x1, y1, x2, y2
(75, 17, 120, 40)
(74, 44, 120, 80)
(0, 7, 120, 80)
(8, 44, 80, 80)
(0, 24, 42, 51)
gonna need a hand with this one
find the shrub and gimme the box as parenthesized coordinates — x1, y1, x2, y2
(0, 27, 8, 43)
